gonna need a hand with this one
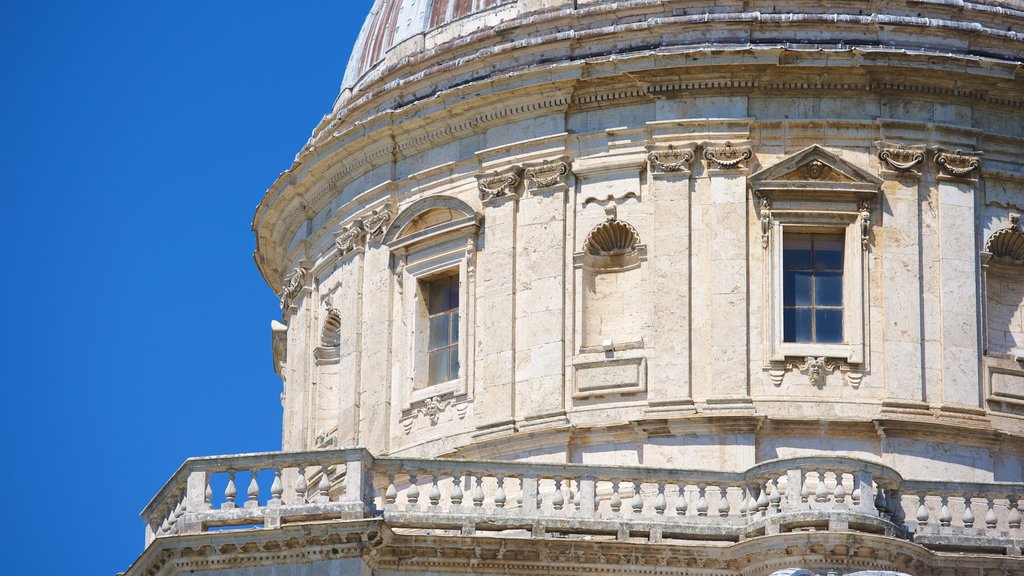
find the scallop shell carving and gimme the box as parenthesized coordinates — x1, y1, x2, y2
(584, 219, 640, 256)
(986, 214, 1024, 264)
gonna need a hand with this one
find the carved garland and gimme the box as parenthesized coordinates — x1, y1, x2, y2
(878, 146, 925, 172)
(769, 358, 862, 389)
(524, 160, 570, 188)
(704, 142, 753, 169)
(934, 149, 980, 177)
(477, 167, 523, 203)
(647, 147, 695, 173)
(362, 204, 395, 240)
(279, 266, 308, 312)
(334, 221, 365, 256)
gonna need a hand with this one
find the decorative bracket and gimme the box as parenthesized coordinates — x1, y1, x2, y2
(647, 146, 696, 173)
(279, 265, 309, 315)
(703, 141, 753, 170)
(878, 146, 925, 172)
(770, 357, 862, 389)
(759, 197, 771, 249)
(362, 204, 395, 241)
(934, 149, 981, 178)
(860, 200, 872, 251)
(477, 166, 523, 204)
(400, 395, 468, 433)
(523, 158, 571, 189)
(333, 220, 365, 256)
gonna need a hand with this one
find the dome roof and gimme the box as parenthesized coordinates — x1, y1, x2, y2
(341, 0, 516, 93)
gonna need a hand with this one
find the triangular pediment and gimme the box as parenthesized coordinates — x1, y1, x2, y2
(749, 145, 882, 197)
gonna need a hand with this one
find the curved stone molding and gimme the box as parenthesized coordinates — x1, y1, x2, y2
(647, 147, 695, 173)
(986, 213, 1024, 264)
(879, 145, 925, 172)
(703, 142, 752, 170)
(362, 203, 395, 241)
(383, 195, 481, 251)
(477, 166, 523, 204)
(524, 158, 571, 189)
(334, 220, 365, 256)
(934, 149, 981, 178)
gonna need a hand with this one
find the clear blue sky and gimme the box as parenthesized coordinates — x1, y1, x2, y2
(1, 1, 373, 573)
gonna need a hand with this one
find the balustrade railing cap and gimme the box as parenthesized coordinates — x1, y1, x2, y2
(744, 455, 905, 485)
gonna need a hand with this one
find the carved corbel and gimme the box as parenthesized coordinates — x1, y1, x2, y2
(333, 220, 365, 256)
(793, 357, 839, 389)
(279, 265, 309, 315)
(477, 166, 523, 204)
(524, 158, 571, 190)
(878, 145, 925, 173)
(647, 146, 696, 174)
(362, 204, 395, 242)
(934, 149, 981, 178)
(776, 357, 861, 389)
(400, 395, 457, 433)
(703, 141, 753, 170)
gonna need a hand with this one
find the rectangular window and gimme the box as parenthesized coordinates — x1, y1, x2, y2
(424, 273, 460, 386)
(783, 233, 844, 344)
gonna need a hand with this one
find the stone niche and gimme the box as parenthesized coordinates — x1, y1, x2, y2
(983, 213, 1024, 413)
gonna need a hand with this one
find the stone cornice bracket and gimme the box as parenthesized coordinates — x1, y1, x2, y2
(523, 158, 571, 190)
(775, 357, 861, 389)
(985, 213, 1024, 265)
(703, 141, 753, 170)
(477, 166, 523, 204)
(934, 149, 981, 178)
(271, 320, 288, 383)
(878, 145, 925, 173)
(279, 264, 309, 316)
(647, 146, 696, 174)
(362, 204, 395, 242)
(333, 219, 366, 257)
(759, 197, 771, 249)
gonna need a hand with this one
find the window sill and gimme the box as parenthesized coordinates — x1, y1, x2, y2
(773, 343, 859, 363)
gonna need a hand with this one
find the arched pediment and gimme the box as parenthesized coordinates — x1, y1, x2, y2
(383, 195, 482, 251)
(750, 144, 882, 199)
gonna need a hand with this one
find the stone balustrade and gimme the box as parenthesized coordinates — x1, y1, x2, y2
(141, 449, 1023, 554)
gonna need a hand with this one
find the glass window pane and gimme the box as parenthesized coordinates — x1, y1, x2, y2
(449, 344, 460, 379)
(428, 314, 450, 350)
(428, 349, 449, 385)
(445, 280, 459, 310)
(427, 279, 446, 314)
(784, 236, 813, 270)
(794, 308, 813, 343)
(815, 309, 843, 343)
(783, 308, 796, 342)
(815, 272, 843, 307)
(814, 235, 844, 270)
(792, 271, 812, 306)
(451, 311, 459, 344)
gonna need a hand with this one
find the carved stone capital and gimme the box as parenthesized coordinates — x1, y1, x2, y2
(647, 147, 695, 174)
(703, 141, 752, 170)
(878, 145, 925, 172)
(362, 204, 395, 241)
(334, 220, 365, 256)
(477, 166, 523, 204)
(934, 149, 981, 178)
(524, 158, 571, 189)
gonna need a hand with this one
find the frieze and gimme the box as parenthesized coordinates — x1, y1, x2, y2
(477, 166, 523, 204)
(524, 158, 571, 189)
(703, 142, 752, 170)
(934, 149, 981, 178)
(647, 146, 695, 173)
(878, 145, 925, 172)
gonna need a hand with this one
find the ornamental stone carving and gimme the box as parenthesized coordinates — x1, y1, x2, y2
(280, 265, 308, 312)
(878, 145, 925, 172)
(362, 204, 395, 241)
(647, 146, 696, 173)
(333, 220, 365, 256)
(759, 198, 771, 249)
(524, 158, 571, 189)
(477, 166, 523, 204)
(703, 141, 752, 169)
(934, 149, 981, 178)
(860, 200, 872, 251)
(985, 213, 1024, 264)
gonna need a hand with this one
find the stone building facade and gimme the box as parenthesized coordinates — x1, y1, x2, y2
(126, 1, 1024, 575)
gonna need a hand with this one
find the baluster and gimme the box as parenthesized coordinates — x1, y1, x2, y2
(654, 481, 667, 516)
(748, 484, 760, 518)
(939, 496, 952, 527)
(407, 472, 420, 508)
(204, 478, 213, 508)
(756, 480, 770, 514)
(553, 477, 565, 511)
(472, 476, 484, 508)
(801, 472, 811, 503)
(573, 480, 582, 512)
(675, 484, 688, 516)
(1008, 496, 1021, 529)
(610, 481, 622, 514)
(815, 471, 829, 504)
(768, 479, 781, 513)
(494, 475, 507, 509)
(246, 470, 260, 508)
(985, 497, 998, 529)
(852, 478, 861, 508)
(874, 485, 887, 517)
(429, 474, 441, 507)
(696, 483, 709, 517)
(739, 485, 749, 517)
(963, 496, 975, 528)
(630, 482, 644, 515)
(316, 464, 331, 503)
(916, 495, 931, 526)
(223, 471, 237, 509)
(295, 465, 308, 504)
(833, 477, 846, 506)
(385, 473, 398, 505)
(718, 486, 731, 517)
(451, 474, 464, 508)
(270, 468, 283, 506)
